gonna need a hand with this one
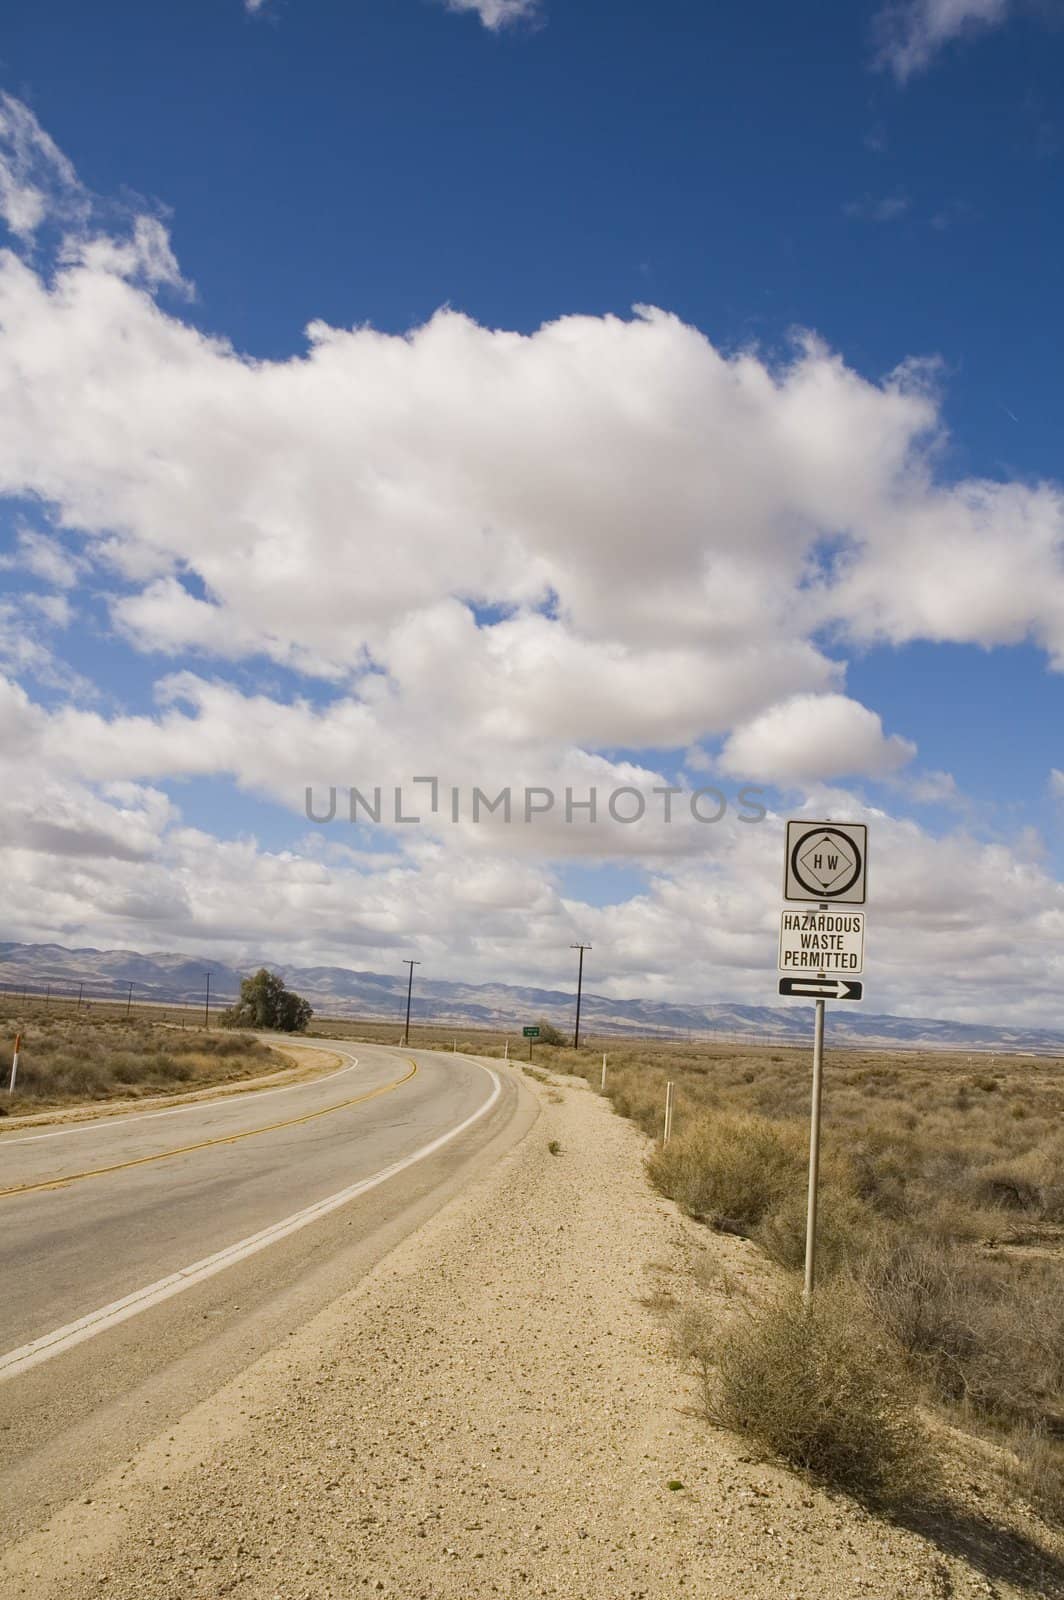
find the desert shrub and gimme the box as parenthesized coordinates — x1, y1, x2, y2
(153, 1054, 193, 1082)
(54, 1059, 111, 1098)
(972, 1140, 1064, 1224)
(861, 1237, 979, 1400)
(110, 1052, 147, 1084)
(198, 1032, 257, 1057)
(847, 1126, 915, 1219)
(0, 1014, 279, 1108)
(973, 1168, 1043, 1213)
(862, 1241, 1064, 1430)
(756, 1182, 883, 1276)
(1008, 1428, 1064, 1527)
(710, 1280, 932, 1506)
(647, 1112, 810, 1229)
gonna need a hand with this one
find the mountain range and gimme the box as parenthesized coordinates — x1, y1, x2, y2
(0, 941, 1061, 1054)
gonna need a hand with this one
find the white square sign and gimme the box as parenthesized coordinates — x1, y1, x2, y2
(779, 909, 864, 975)
(784, 820, 867, 905)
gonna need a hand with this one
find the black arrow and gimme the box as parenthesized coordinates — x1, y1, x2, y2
(778, 977, 863, 1001)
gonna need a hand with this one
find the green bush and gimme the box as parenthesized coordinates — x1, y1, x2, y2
(221, 969, 313, 1033)
(535, 1018, 567, 1047)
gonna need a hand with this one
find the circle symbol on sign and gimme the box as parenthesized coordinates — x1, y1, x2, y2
(790, 827, 863, 898)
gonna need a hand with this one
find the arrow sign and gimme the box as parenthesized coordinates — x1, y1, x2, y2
(778, 977, 863, 1001)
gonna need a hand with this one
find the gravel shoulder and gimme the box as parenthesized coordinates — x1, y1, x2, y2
(3, 1063, 1062, 1599)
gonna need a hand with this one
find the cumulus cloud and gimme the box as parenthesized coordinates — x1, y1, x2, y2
(3, 200, 1064, 749)
(3, 99, 1064, 1020)
(718, 695, 916, 784)
(3, 731, 1064, 1025)
(876, 0, 1011, 80)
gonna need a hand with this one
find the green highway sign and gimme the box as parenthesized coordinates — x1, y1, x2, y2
(522, 1025, 540, 1038)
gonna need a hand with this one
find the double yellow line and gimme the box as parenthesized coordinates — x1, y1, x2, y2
(0, 1058, 418, 1201)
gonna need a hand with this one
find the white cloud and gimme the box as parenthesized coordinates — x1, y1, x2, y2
(0, 528, 86, 588)
(3, 737, 1064, 1024)
(442, 0, 541, 28)
(243, 0, 540, 27)
(3, 100, 1064, 1021)
(0, 93, 85, 240)
(844, 192, 910, 222)
(718, 694, 916, 784)
(902, 768, 960, 805)
(0, 595, 89, 694)
(2, 196, 1062, 766)
(876, 0, 1011, 81)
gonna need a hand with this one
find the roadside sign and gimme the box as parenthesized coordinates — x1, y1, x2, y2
(778, 821, 870, 1307)
(778, 976, 863, 1001)
(522, 1025, 540, 1038)
(784, 820, 867, 904)
(779, 909, 864, 976)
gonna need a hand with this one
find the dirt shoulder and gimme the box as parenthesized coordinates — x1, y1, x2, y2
(4, 1065, 1061, 1599)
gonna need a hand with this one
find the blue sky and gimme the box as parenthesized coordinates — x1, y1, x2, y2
(2, 0, 1064, 1020)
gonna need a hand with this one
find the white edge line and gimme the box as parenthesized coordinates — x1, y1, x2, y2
(0, 1061, 502, 1382)
(0, 1040, 362, 1145)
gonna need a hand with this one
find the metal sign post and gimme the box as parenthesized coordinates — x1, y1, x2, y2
(523, 1024, 540, 1061)
(803, 997, 826, 1302)
(779, 820, 869, 1305)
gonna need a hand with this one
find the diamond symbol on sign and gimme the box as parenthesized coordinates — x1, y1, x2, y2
(798, 833, 857, 893)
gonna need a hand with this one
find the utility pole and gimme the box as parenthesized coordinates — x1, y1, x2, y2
(126, 981, 134, 1019)
(204, 970, 211, 1030)
(76, 981, 83, 1012)
(402, 959, 421, 1047)
(570, 943, 591, 1049)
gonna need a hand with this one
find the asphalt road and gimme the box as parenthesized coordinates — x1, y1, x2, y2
(0, 1037, 532, 1544)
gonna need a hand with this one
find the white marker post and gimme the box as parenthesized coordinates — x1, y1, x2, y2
(503, 1039, 509, 1061)
(780, 820, 868, 1304)
(601, 1052, 607, 1091)
(8, 1033, 21, 1094)
(663, 1080, 674, 1145)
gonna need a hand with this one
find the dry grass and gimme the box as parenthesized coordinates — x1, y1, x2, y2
(516, 1033, 1064, 1519)
(0, 1001, 278, 1114)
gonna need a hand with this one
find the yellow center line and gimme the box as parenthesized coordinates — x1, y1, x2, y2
(0, 1059, 419, 1201)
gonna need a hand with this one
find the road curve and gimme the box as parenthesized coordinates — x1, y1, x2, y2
(0, 1036, 533, 1544)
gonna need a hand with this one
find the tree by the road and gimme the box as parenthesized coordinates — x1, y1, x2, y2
(223, 969, 313, 1033)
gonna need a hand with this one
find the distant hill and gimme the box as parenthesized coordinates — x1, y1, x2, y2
(0, 940, 1061, 1054)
